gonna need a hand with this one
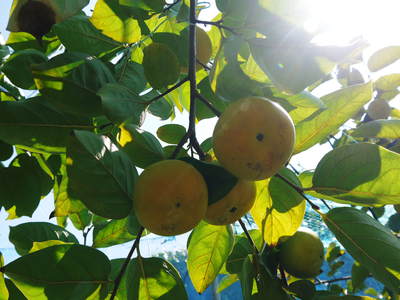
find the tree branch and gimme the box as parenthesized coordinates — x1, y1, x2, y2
(195, 19, 238, 35)
(195, 92, 221, 117)
(274, 173, 320, 210)
(238, 219, 259, 255)
(148, 77, 189, 104)
(316, 276, 352, 285)
(110, 226, 145, 300)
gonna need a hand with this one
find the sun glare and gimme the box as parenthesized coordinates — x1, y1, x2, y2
(303, 0, 400, 46)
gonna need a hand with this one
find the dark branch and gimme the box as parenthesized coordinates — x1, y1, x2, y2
(195, 19, 238, 35)
(279, 264, 288, 288)
(195, 92, 221, 117)
(316, 276, 352, 285)
(110, 227, 144, 300)
(148, 77, 189, 104)
(238, 219, 259, 255)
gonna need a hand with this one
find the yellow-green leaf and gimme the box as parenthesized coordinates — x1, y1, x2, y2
(368, 46, 400, 72)
(250, 168, 305, 246)
(187, 221, 234, 293)
(351, 120, 400, 139)
(90, 0, 141, 43)
(295, 82, 372, 153)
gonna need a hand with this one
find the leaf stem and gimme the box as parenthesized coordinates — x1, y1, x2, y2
(238, 219, 259, 255)
(278, 264, 288, 288)
(110, 226, 144, 300)
(315, 276, 352, 285)
(274, 173, 320, 211)
(195, 19, 238, 35)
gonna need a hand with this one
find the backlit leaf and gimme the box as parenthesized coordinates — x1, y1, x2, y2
(351, 120, 400, 139)
(187, 221, 234, 293)
(368, 46, 400, 72)
(312, 143, 400, 205)
(322, 207, 400, 293)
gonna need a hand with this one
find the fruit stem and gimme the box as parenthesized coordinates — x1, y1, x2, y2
(110, 226, 145, 300)
(274, 173, 320, 211)
(238, 219, 259, 255)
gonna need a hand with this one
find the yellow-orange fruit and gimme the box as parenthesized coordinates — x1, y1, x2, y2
(182, 27, 212, 72)
(204, 179, 256, 225)
(133, 160, 208, 236)
(213, 97, 295, 181)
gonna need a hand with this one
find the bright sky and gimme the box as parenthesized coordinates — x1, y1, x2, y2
(0, 0, 399, 264)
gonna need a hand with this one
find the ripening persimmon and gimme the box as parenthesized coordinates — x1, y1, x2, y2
(212, 97, 295, 181)
(133, 160, 208, 236)
(181, 26, 212, 73)
(204, 179, 256, 225)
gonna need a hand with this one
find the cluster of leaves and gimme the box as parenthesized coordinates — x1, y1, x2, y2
(0, 0, 400, 299)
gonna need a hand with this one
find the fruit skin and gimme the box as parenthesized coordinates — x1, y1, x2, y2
(278, 228, 324, 278)
(142, 42, 180, 89)
(367, 99, 391, 120)
(212, 97, 295, 181)
(133, 160, 208, 236)
(204, 179, 256, 225)
(181, 27, 212, 72)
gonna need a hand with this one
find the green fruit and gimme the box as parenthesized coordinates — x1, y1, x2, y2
(143, 42, 180, 90)
(279, 228, 324, 278)
(367, 99, 391, 120)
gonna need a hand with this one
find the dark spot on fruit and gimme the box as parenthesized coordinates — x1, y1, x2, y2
(256, 133, 264, 141)
(17, 0, 56, 40)
(229, 207, 237, 213)
(175, 202, 181, 208)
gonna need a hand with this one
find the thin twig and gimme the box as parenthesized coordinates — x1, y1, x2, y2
(316, 276, 352, 285)
(110, 227, 145, 300)
(368, 208, 379, 220)
(82, 225, 94, 246)
(148, 77, 189, 105)
(195, 92, 221, 117)
(195, 19, 238, 35)
(274, 173, 320, 210)
(279, 264, 288, 288)
(238, 219, 259, 255)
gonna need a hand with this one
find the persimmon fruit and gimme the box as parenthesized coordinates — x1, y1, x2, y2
(133, 160, 208, 236)
(212, 97, 295, 181)
(204, 179, 256, 225)
(278, 228, 324, 279)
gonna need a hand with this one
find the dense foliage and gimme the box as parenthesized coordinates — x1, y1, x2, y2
(0, 0, 400, 299)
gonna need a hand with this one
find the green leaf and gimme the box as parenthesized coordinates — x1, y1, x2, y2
(90, 0, 142, 43)
(250, 168, 305, 246)
(0, 96, 92, 154)
(66, 130, 137, 219)
(156, 124, 186, 144)
(295, 82, 372, 153)
(180, 157, 238, 205)
(0, 253, 8, 300)
(0, 165, 42, 217)
(196, 76, 228, 121)
(92, 214, 143, 248)
(216, 274, 239, 293)
(0, 140, 13, 161)
(120, 0, 164, 12)
(115, 58, 147, 93)
(368, 46, 400, 72)
(322, 207, 400, 293)
(38, 56, 115, 118)
(387, 213, 400, 233)
(288, 280, 316, 300)
(187, 221, 234, 293)
(1, 49, 48, 89)
(286, 91, 326, 124)
(9, 222, 78, 256)
(351, 120, 400, 139)
(69, 209, 92, 231)
(5, 278, 27, 300)
(118, 124, 165, 169)
(127, 256, 188, 300)
(3, 244, 111, 300)
(312, 143, 400, 205)
(98, 83, 147, 124)
(374, 73, 400, 92)
(54, 15, 122, 55)
(352, 261, 370, 292)
(29, 240, 74, 253)
(225, 230, 263, 274)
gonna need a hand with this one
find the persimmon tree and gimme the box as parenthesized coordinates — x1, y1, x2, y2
(0, 0, 400, 299)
